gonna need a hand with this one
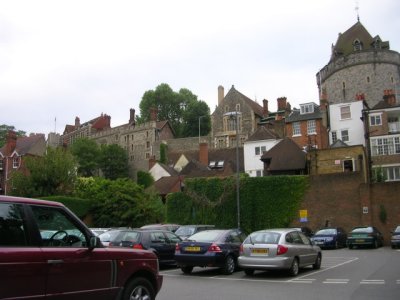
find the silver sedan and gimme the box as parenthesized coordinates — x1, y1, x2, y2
(238, 228, 322, 276)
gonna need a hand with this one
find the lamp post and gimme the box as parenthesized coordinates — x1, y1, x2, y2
(224, 111, 241, 229)
(198, 116, 205, 143)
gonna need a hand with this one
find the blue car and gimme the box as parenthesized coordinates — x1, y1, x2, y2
(311, 227, 347, 249)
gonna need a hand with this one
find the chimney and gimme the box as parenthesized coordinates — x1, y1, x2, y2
(148, 155, 157, 170)
(277, 97, 287, 110)
(263, 99, 269, 117)
(129, 108, 136, 125)
(199, 143, 209, 166)
(218, 85, 224, 106)
(5, 130, 17, 155)
(150, 106, 158, 122)
(355, 93, 365, 101)
(383, 89, 396, 106)
(75, 117, 80, 128)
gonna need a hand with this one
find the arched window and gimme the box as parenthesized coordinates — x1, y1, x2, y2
(353, 39, 363, 51)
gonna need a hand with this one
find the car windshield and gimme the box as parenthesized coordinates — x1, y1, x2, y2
(99, 230, 122, 242)
(246, 232, 280, 244)
(114, 231, 140, 242)
(352, 227, 372, 233)
(175, 226, 196, 236)
(394, 226, 400, 233)
(188, 230, 223, 242)
(315, 228, 337, 235)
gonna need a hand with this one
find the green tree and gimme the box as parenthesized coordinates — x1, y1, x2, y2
(74, 177, 165, 227)
(98, 144, 129, 180)
(137, 170, 155, 189)
(0, 124, 26, 148)
(10, 147, 77, 197)
(70, 138, 100, 177)
(137, 83, 211, 138)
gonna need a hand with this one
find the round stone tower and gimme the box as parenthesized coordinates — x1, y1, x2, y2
(316, 21, 400, 107)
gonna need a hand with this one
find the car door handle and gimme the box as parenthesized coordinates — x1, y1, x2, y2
(47, 259, 64, 264)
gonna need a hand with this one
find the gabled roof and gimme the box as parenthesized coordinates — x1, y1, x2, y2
(330, 139, 349, 148)
(0, 134, 45, 156)
(153, 176, 182, 196)
(286, 103, 323, 123)
(246, 126, 281, 142)
(371, 100, 400, 110)
(261, 137, 306, 171)
(222, 86, 264, 117)
(156, 120, 176, 136)
(159, 163, 179, 176)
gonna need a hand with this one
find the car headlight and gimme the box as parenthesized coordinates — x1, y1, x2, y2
(391, 235, 400, 240)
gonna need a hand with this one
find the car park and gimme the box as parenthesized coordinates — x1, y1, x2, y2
(347, 226, 384, 249)
(174, 228, 247, 275)
(311, 227, 347, 249)
(390, 225, 400, 249)
(140, 223, 180, 232)
(238, 228, 322, 277)
(0, 195, 163, 300)
(109, 229, 182, 266)
(174, 224, 215, 240)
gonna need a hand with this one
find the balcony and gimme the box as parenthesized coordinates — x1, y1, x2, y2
(388, 121, 400, 133)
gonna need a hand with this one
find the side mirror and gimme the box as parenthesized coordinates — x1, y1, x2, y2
(89, 236, 101, 249)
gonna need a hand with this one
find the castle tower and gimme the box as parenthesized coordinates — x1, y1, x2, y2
(316, 21, 400, 107)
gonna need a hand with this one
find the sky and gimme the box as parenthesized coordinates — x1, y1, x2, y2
(1, 0, 399, 136)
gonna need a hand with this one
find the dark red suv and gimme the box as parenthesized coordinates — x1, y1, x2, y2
(0, 195, 163, 299)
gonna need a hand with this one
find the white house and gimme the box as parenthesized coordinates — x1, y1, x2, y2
(329, 101, 365, 146)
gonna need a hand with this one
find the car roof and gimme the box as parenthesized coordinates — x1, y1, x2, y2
(0, 195, 64, 208)
(252, 228, 300, 234)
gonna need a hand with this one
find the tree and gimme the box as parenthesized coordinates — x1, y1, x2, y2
(0, 124, 26, 148)
(137, 83, 211, 138)
(98, 144, 129, 180)
(10, 147, 77, 197)
(74, 177, 165, 227)
(70, 138, 100, 177)
(137, 170, 154, 189)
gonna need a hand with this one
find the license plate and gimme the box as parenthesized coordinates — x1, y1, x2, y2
(251, 248, 268, 255)
(355, 239, 365, 243)
(185, 246, 200, 252)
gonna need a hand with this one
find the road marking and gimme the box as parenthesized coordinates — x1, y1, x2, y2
(360, 279, 385, 285)
(323, 279, 349, 284)
(289, 279, 315, 284)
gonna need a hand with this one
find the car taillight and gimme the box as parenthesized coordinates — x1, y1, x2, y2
(175, 243, 180, 252)
(277, 244, 288, 255)
(208, 243, 222, 253)
(239, 244, 244, 254)
(133, 243, 144, 249)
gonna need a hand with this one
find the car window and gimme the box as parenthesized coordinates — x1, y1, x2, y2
(164, 232, 181, 243)
(299, 232, 311, 245)
(151, 231, 166, 243)
(175, 226, 195, 236)
(0, 203, 28, 246)
(250, 232, 280, 244)
(288, 231, 304, 244)
(118, 231, 140, 242)
(316, 228, 337, 235)
(30, 205, 86, 247)
(99, 230, 121, 242)
(395, 226, 400, 233)
(189, 230, 223, 242)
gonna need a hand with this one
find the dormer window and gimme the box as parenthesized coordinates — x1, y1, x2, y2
(353, 39, 363, 51)
(373, 39, 381, 49)
(13, 156, 20, 169)
(300, 103, 314, 115)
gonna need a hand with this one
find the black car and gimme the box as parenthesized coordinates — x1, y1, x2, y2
(174, 229, 247, 275)
(109, 229, 182, 265)
(311, 227, 347, 249)
(347, 226, 384, 249)
(390, 225, 400, 249)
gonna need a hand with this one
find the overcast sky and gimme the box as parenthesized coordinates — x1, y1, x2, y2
(1, 0, 399, 136)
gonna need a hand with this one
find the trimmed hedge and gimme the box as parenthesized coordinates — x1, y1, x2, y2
(166, 175, 309, 233)
(39, 196, 91, 219)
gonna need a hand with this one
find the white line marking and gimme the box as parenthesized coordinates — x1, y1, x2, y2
(360, 280, 385, 285)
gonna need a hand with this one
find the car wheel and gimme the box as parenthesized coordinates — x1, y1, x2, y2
(288, 258, 299, 276)
(221, 255, 236, 275)
(244, 269, 255, 276)
(313, 254, 321, 270)
(181, 266, 193, 274)
(122, 277, 155, 300)
(373, 240, 378, 249)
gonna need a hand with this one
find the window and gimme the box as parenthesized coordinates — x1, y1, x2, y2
(292, 122, 301, 136)
(0, 159, 3, 170)
(217, 139, 225, 148)
(370, 114, 382, 126)
(300, 103, 314, 114)
(341, 130, 349, 142)
(146, 141, 150, 149)
(386, 166, 400, 181)
(236, 104, 240, 111)
(145, 153, 150, 159)
(371, 137, 400, 156)
(0, 203, 27, 246)
(255, 146, 266, 156)
(353, 39, 363, 51)
(307, 120, 316, 134)
(13, 157, 20, 169)
(343, 159, 355, 172)
(256, 170, 262, 177)
(332, 131, 337, 143)
(340, 106, 351, 120)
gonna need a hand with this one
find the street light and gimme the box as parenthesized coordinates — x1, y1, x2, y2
(199, 116, 205, 143)
(224, 111, 241, 229)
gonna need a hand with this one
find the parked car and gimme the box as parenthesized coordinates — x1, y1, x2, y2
(90, 227, 111, 236)
(140, 223, 180, 232)
(98, 228, 128, 246)
(0, 195, 162, 300)
(238, 228, 322, 277)
(174, 229, 247, 275)
(109, 229, 182, 266)
(174, 224, 215, 240)
(347, 226, 384, 249)
(390, 225, 400, 249)
(311, 227, 347, 249)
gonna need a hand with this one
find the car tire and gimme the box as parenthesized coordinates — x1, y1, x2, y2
(181, 266, 193, 274)
(288, 258, 299, 276)
(244, 269, 255, 276)
(221, 255, 236, 275)
(122, 277, 155, 300)
(313, 254, 321, 270)
(373, 240, 378, 249)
